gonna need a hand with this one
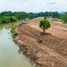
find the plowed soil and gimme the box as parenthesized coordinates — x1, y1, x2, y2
(14, 17, 67, 67)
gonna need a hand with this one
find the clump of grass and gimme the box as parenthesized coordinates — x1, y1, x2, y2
(11, 27, 18, 38)
(0, 24, 3, 29)
(5, 23, 15, 29)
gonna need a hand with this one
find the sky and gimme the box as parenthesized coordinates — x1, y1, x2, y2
(0, 0, 67, 12)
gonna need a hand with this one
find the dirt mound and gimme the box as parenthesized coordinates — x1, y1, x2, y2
(14, 17, 67, 67)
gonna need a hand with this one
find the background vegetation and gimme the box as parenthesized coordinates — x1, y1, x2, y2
(0, 11, 67, 24)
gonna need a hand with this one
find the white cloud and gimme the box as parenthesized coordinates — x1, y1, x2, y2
(0, 0, 67, 12)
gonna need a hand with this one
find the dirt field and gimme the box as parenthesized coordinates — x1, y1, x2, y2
(14, 17, 67, 67)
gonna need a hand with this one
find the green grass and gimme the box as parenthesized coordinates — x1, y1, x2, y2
(11, 27, 18, 38)
(5, 23, 15, 29)
(0, 24, 3, 29)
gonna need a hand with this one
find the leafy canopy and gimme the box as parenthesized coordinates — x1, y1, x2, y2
(61, 14, 67, 23)
(39, 19, 50, 29)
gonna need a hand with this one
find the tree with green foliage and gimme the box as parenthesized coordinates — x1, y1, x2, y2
(39, 19, 50, 33)
(10, 16, 17, 22)
(1, 16, 10, 23)
(0, 11, 14, 16)
(61, 14, 67, 23)
(0, 11, 67, 24)
(52, 12, 59, 18)
(15, 12, 28, 20)
(28, 13, 35, 19)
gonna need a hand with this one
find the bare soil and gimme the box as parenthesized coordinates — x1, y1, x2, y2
(14, 17, 67, 67)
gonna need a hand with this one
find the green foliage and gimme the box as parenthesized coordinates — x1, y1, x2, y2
(0, 24, 3, 29)
(15, 12, 28, 20)
(10, 16, 17, 22)
(0, 11, 14, 16)
(36, 12, 59, 18)
(52, 12, 59, 18)
(39, 19, 50, 33)
(39, 19, 50, 29)
(60, 14, 67, 23)
(0, 11, 67, 24)
(28, 13, 37, 19)
(5, 23, 15, 29)
(1, 16, 10, 23)
(0, 16, 17, 24)
(0, 18, 2, 24)
(11, 28, 18, 38)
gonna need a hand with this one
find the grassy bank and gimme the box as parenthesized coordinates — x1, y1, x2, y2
(11, 27, 18, 38)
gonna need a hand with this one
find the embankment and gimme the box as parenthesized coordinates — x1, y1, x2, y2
(12, 17, 67, 67)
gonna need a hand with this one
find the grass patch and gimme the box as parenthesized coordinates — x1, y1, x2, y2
(5, 23, 15, 29)
(11, 27, 18, 38)
(0, 24, 3, 29)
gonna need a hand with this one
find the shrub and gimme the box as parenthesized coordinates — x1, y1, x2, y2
(11, 28, 18, 38)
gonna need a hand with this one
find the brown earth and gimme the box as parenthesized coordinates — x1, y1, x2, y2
(14, 17, 67, 67)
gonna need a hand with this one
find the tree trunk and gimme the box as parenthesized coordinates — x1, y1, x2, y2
(43, 28, 45, 33)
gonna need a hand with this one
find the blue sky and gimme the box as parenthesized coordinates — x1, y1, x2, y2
(0, 0, 67, 12)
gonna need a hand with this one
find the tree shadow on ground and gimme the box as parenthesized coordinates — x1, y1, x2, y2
(37, 32, 52, 43)
(40, 32, 51, 36)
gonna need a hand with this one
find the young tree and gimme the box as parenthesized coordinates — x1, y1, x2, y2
(39, 19, 50, 33)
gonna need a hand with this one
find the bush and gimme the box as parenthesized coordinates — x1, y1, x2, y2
(11, 28, 18, 38)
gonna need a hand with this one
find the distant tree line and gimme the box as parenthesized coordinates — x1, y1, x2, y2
(0, 11, 67, 24)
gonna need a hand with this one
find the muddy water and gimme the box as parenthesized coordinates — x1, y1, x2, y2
(0, 27, 34, 67)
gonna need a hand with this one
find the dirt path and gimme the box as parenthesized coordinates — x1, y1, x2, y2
(38, 44, 67, 64)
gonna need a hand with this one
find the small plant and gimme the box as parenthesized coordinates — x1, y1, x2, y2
(39, 19, 50, 33)
(11, 28, 18, 38)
